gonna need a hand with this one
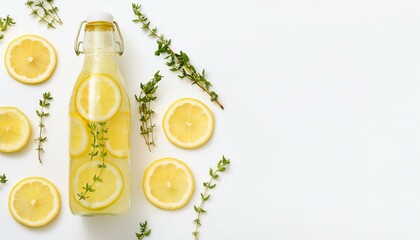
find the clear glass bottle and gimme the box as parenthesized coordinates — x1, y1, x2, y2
(69, 12, 130, 215)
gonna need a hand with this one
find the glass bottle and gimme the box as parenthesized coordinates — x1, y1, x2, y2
(69, 12, 130, 215)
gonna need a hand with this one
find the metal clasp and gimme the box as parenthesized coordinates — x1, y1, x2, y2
(113, 21, 124, 56)
(74, 20, 124, 56)
(74, 21, 86, 56)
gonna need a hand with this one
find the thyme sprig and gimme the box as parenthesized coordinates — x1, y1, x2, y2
(136, 221, 152, 240)
(193, 156, 231, 239)
(0, 173, 7, 184)
(0, 15, 16, 40)
(25, 0, 63, 28)
(135, 71, 162, 151)
(77, 122, 108, 201)
(132, 3, 224, 110)
(35, 92, 53, 164)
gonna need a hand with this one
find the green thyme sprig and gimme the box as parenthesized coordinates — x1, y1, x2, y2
(77, 122, 108, 201)
(193, 156, 231, 239)
(25, 0, 63, 29)
(132, 3, 224, 110)
(135, 71, 162, 151)
(0, 173, 7, 184)
(136, 221, 152, 240)
(0, 15, 16, 40)
(35, 92, 53, 164)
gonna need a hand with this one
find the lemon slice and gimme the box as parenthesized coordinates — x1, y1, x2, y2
(4, 34, 57, 84)
(73, 160, 123, 210)
(9, 177, 60, 228)
(106, 112, 130, 158)
(75, 74, 121, 122)
(162, 98, 214, 149)
(0, 107, 31, 152)
(143, 157, 194, 210)
(69, 114, 89, 157)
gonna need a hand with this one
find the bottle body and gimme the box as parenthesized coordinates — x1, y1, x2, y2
(69, 21, 130, 215)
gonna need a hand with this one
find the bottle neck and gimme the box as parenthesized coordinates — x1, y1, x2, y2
(83, 22, 117, 55)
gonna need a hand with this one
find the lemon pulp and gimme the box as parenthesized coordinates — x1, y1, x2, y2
(70, 114, 89, 157)
(106, 112, 130, 158)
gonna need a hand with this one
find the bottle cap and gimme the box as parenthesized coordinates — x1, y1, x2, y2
(86, 12, 114, 23)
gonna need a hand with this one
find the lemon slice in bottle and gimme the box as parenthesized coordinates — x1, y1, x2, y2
(106, 112, 130, 158)
(75, 74, 121, 122)
(69, 114, 89, 157)
(73, 160, 123, 210)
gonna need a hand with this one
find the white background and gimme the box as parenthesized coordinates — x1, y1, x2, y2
(1, 0, 420, 239)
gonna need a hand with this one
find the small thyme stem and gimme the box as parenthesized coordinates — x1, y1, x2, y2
(193, 181, 211, 238)
(25, 0, 63, 29)
(192, 156, 231, 239)
(46, 0, 62, 24)
(147, 30, 223, 109)
(77, 122, 108, 201)
(28, 5, 52, 27)
(0, 173, 7, 184)
(132, 3, 224, 110)
(148, 100, 154, 148)
(35, 92, 53, 164)
(136, 221, 151, 239)
(36, 117, 43, 161)
(135, 71, 162, 151)
(0, 15, 16, 40)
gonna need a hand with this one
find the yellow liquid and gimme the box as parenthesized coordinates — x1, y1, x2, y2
(69, 55, 130, 215)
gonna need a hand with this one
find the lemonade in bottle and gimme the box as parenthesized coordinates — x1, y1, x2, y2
(69, 12, 130, 215)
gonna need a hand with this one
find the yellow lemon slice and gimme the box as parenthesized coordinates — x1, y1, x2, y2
(0, 107, 31, 152)
(4, 34, 57, 84)
(73, 160, 123, 210)
(162, 98, 214, 149)
(75, 74, 121, 122)
(9, 177, 60, 228)
(69, 114, 89, 157)
(143, 157, 194, 210)
(106, 112, 130, 158)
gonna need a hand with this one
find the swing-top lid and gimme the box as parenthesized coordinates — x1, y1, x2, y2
(86, 12, 114, 23)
